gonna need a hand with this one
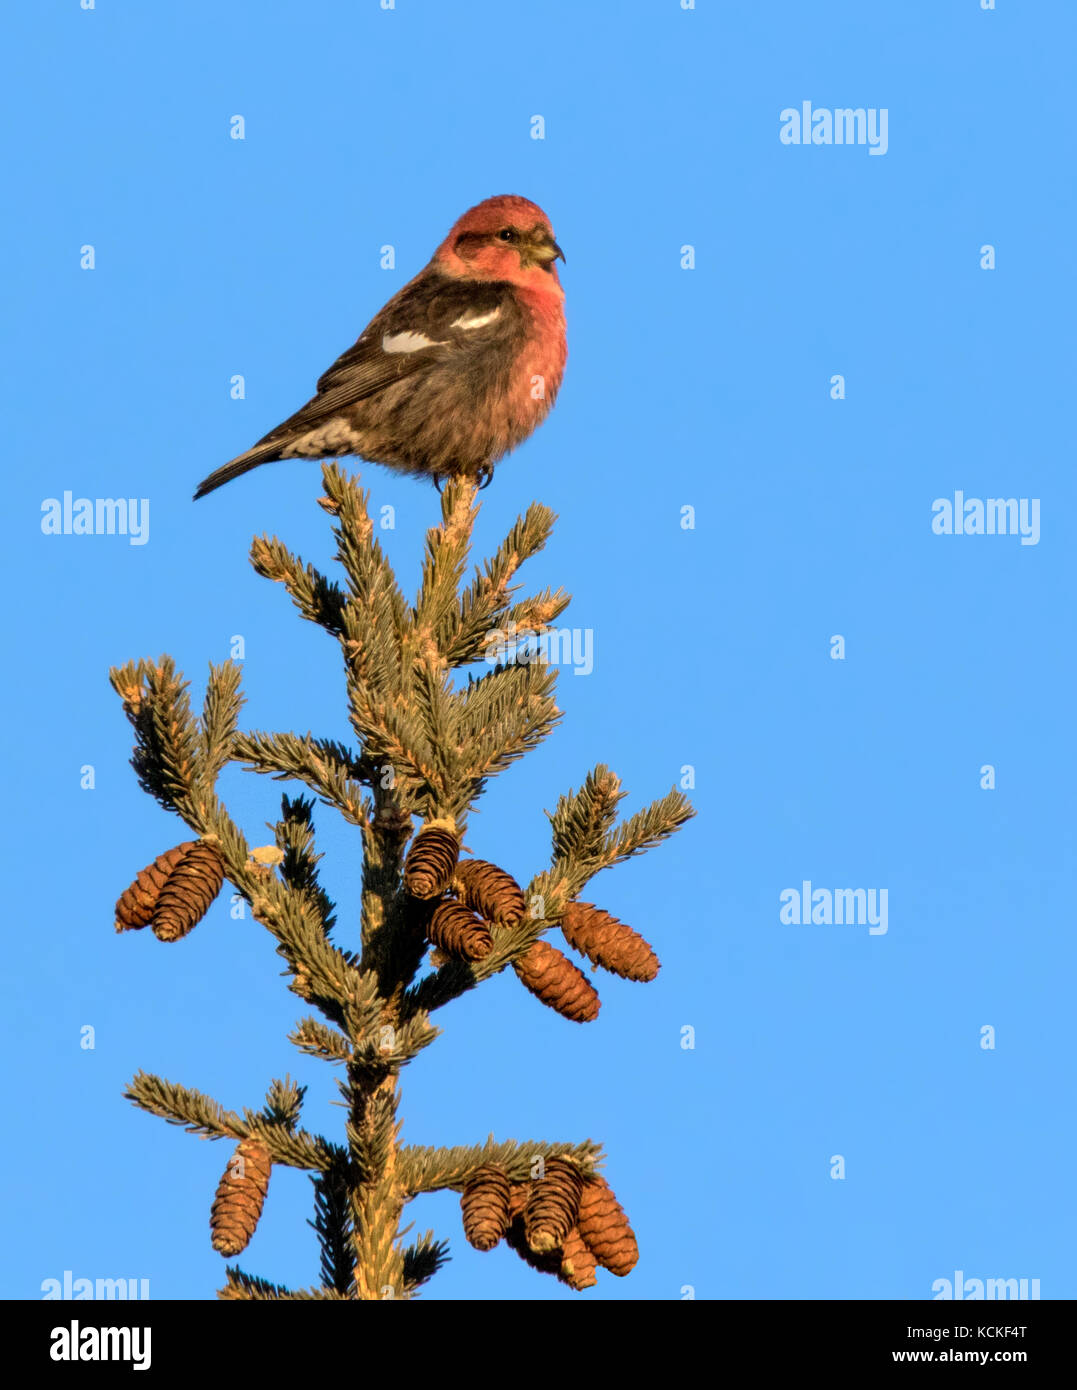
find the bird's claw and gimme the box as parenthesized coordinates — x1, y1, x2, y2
(435, 466, 491, 493)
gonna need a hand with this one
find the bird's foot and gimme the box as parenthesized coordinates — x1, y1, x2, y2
(434, 466, 491, 492)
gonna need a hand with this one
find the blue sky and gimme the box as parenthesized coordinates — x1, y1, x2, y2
(3, 0, 1074, 1301)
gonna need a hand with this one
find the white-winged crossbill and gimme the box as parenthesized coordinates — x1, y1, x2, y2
(194, 194, 566, 498)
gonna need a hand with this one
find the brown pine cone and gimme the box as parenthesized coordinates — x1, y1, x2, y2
(151, 842, 226, 942)
(559, 1227, 598, 1289)
(505, 1214, 563, 1276)
(115, 842, 197, 931)
(210, 1138, 272, 1257)
(428, 901, 493, 961)
(402, 824, 459, 899)
(513, 940, 600, 1023)
(461, 1165, 512, 1251)
(576, 1176, 638, 1276)
(454, 859, 526, 927)
(560, 902, 660, 982)
(524, 1158, 584, 1253)
(504, 1182, 597, 1286)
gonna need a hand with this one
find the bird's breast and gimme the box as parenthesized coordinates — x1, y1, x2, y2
(511, 290, 567, 422)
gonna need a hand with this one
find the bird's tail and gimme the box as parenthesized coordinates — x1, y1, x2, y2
(193, 442, 283, 499)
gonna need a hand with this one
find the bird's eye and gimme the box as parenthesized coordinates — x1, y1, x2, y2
(497, 227, 518, 242)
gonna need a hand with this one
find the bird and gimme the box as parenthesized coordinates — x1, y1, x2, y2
(194, 194, 566, 499)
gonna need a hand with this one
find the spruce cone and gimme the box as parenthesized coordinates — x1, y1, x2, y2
(461, 1165, 512, 1251)
(513, 940, 600, 1023)
(210, 1138, 272, 1257)
(454, 859, 526, 927)
(505, 1214, 563, 1276)
(151, 842, 226, 942)
(115, 842, 196, 931)
(403, 824, 459, 899)
(576, 1176, 638, 1276)
(559, 1226, 598, 1290)
(524, 1158, 584, 1253)
(428, 901, 493, 961)
(504, 1183, 598, 1287)
(560, 901, 660, 982)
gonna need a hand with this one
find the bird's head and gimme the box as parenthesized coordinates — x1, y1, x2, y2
(436, 195, 565, 293)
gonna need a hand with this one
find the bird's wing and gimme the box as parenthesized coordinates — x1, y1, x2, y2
(254, 275, 520, 443)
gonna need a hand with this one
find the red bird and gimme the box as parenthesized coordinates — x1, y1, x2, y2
(194, 194, 566, 498)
